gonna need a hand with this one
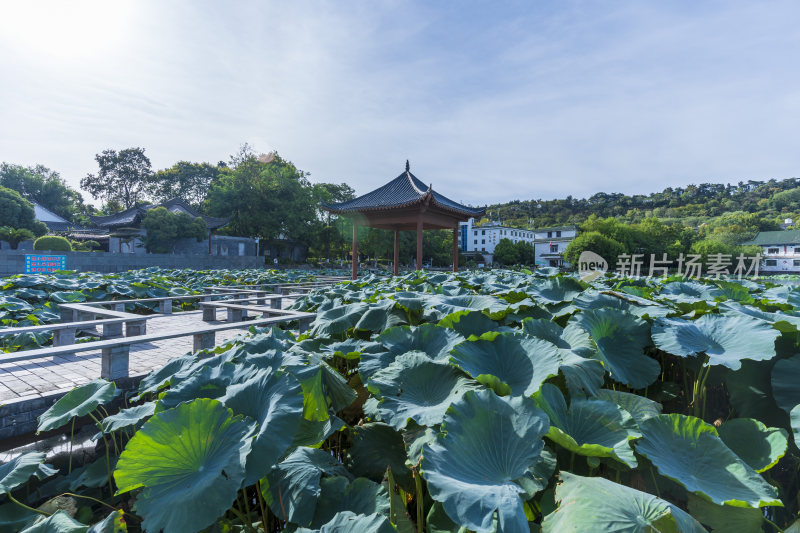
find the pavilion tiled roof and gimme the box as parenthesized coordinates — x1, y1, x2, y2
(322, 161, 486, 218)
(90, 198, 229, 230)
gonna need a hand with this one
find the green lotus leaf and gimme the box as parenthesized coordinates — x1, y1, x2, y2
(37, 379, 116, 433)
(0, 501, 38, 533)
(71, 456, 118, 490)
(0, 452, 51, 495)
(311, 477, 390, 528)
(533, 383, 640, 468)
(114, 398, 256, 533)
(368, 351, 480, 429)
(221, 369, 304, 485)
(262, 447, 351, 526)
(718, 418, 788, 473)
(651, 314, 779, 369)
(354, 300, 407, 332)
(18, 511, 87, 533)
(425, 294, 510, 321)
(296, 511, 397, 533)
(157, 361, 256, 409)
(635, 414, 782, 507)
(771, 354, 800, 414)
(346, 422, 414, 491)
(570, 308, 659, 389)
(291, 416, 347, 448)
(376, 324, 465, 360)
(136, 353, 198, 396)
(573, 290, 670, 319)
(100, 403, 156, 434)
(292, 359, 357, 421)
(595, 389, 662, 424)
(526, 277, 583, 305)
(421, 389, 550, 533)
(438, 309, 503, 338)
(542, 472, 705, 532)
(727, 359, 788, 428)
(686, 493, 763, 532)
(659, 281, 723, 304)
(87, 510, 126, 533)
(309, 302, 369, 336)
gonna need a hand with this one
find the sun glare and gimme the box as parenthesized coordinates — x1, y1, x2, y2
(0, 1, 137, 63)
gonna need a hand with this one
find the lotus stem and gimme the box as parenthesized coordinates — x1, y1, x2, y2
(414, 467, 424, 533)
(88, 412, 114, 496)
(68, 417, 75, 474)
(60, 492, 122, 514)
(387, 467, 396, 524)
(649, 466, 661, 498)
(763, 517, 783, 532)
(7, 492, 50, 517)
(256, 480, 269, 527)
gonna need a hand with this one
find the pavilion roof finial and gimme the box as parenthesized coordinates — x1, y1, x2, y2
(405, 159, 410, 172)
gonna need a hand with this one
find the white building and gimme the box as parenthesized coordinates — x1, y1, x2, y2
(459, 218, 536, 262)
(742, 230, 800, 273)
(533, 225, 578, 268)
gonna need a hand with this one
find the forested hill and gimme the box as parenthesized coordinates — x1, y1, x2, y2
(487, 177, 800, 229)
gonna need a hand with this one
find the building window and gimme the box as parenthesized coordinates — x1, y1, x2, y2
(547, 231, 552, 238)
(473, 231, 477, 236)
(556, 231, 561, 237)
(474, 239, 477, 244)
(550, 243, 558, 252)
(765, 259, 778, 266)
(794, 260, 800, 266)
(482, 239, 485, 244)
(767, 248, 780, 254)
(482, 247, 485, 251)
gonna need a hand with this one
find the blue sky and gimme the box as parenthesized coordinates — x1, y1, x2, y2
(1, 1, 800, 206)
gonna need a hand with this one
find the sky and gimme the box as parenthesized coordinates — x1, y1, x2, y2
(1, 1, 800, 207)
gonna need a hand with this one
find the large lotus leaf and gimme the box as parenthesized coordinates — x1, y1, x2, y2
(114, 398, 256, 533)
(18, 511, 88, 533)
(157, 361, 257, 409)
(291, 415, 346, 448)
(595, 389, 662, 424)
(421, 389, 550, 533)
(354, 300, 407, 332)
(376, 324, 464, 359)
(573, 290, 670, 319)
(533, 383, 640, 468)
(718, 418, 788, 473)
(720, 301, 800, 333)
(438, 310, 503, 338)
(136, 353, 198, 396)
(310, 477, 390, 528)
(686, 493, 763, 532)
(771, 354, 800, 414)
(0, 501, 37, 533)
(0, 452, 50, 495)
(659, 281, 723, 303)
(368, 351, 480, 430)
(292, 359, 358, 421)
(296, 511, 396, 533)
(221, 369, 304, 485)
(635, 414, 782, 507)
(38, 379, 116, 433)
(345, 422, 414, 491)
(542, 472, 705, 532)
(309, 303, 369, 336)
(727, 359, 788, 428)
(570, 308, 659, 389)
(651, 314, 779, 369)
(526, 277, 583, 305)
(87, 510, 126, 533)
(424, 294, 510, 321)
(100, 403, 156, 434)
(262, 447, 351, 526)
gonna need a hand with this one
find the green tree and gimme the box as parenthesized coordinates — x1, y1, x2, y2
(81, 147, 153, 209)
(0, 163, 88, 221)
(142, 207, 207, 253)
(149, 161, 222, 207)
(33, 235, 72, 251)
(493, 238, 520, 265)
(204, 152, 315, 243)
(0, 186, 47, 235)
(563, 231, 626, 269)
(0, 227, 35, 249)
(309, 182, 355, 260)
(515, 240, 536, 265)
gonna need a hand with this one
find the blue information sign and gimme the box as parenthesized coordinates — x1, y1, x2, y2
(25, 255, 67, 273)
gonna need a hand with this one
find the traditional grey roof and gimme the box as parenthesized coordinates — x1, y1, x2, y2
(90, 198, 229, 230)
(322, 161, 486, 218)
(742, 230, 800, 246)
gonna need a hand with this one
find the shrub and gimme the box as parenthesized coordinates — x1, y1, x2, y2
(0, 226, 35, 249)
(33, 235, 72, 251)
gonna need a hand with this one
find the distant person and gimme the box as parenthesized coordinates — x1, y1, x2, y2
(273, 257, 278, 267)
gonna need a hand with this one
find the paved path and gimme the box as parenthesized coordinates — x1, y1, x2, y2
(0, 306, 293, 402)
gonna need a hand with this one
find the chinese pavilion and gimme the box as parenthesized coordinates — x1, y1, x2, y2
(322, 161, 486, 279)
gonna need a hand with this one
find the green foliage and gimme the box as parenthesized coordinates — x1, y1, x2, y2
(0, 186, 39, 232)
(141, 206, 207, 253)
(80, 147, 153, 209)
(149, 161, 221, 206)
(0, 162, 89, 222)
(563, 230, 626, 268)
(32, 235, 72, 252)
(0, 226, 35, 249)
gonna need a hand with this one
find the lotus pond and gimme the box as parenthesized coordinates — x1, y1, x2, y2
(0, 268, 343, 352)
(3, 269, 800, 532)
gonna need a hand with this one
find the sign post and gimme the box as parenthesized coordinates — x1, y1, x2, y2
(24, 255, 67, 273)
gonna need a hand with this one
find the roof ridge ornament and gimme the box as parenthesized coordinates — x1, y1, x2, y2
(405, 159, 410, 172)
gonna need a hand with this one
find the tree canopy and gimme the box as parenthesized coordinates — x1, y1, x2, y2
(141, 207, 207, 254)
(0, 186, 47, 235)
(0, 163, 89, 223)
(149, 161, 222, 207)
(81, 148, 153, 211)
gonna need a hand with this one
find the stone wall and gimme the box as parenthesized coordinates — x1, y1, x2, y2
(0, 249, 264, 275)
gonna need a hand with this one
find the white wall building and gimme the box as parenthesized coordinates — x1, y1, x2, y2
(459, 218, 537, 262)
(533, 226, 578, 268)
(742, 230, 800, 273)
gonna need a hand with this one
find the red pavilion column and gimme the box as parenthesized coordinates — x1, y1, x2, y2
(393, 229, 400, 276)
(416, 218, 423, 271)
(452, 225, 459, 273)
(351, 222, 358, 280)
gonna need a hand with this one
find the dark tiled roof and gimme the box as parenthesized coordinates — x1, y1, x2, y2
(742, 230, 800, 246)
(43, 221, 86, 232)
(90, 199, 229, 230)
(322, 162, 485, 218)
